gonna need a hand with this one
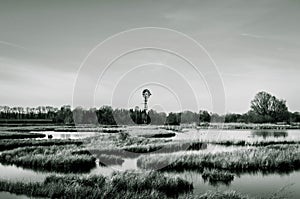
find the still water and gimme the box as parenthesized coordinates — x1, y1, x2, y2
(176, 129, 300, 142)
(33, 131, 97, 140)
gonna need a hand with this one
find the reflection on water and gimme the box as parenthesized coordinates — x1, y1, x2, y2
(32, 131, 97, 140)
(175, 129, 300, 142)
(0, 163, 49, 182)
(0, 192, 29, 199)
(251, 130, 288, 139)
(166, 170, 300, 199)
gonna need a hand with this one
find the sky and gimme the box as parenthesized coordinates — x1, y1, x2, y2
(0, 0, 299, 114)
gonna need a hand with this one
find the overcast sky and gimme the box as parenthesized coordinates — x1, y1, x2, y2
(0, 0, 299, 113)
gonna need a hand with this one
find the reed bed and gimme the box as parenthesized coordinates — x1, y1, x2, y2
(137, 144, 300, 173)
(181, 190, 251, 199)
(122, 141, 207, 153)
(0, 139, 83, 151)
(79, 141, 207, 159)
(0, 145, 96, 173)
(0, 171, 192, 198)
(211, 140, 300, 147)
(54, 127, 123, 133)
(201, 169, 234, 185)
(98, 154, 124, 166)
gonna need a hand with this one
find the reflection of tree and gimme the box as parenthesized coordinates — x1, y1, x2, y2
(252, 130, 288, 139)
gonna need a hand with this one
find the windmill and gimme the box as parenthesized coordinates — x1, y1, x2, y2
(142, 89, 151, 112)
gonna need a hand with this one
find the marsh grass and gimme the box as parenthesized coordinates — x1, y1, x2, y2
(211, 140, 300, 147)
(122, 141, 207, 154)
(160, 126, 183, 132)
(54, 127, 123, 133)
(0, 171, 192, 198)
(0, 131, 46, 139)
(0, 145, 96, 173)
(181, 190, 251, 199)
(80, 141, 207, 159)
(137, 144, 300, 173)
(0, 139, 83, 151)
(201, 169, 235, 185)
(98, 154, 124, 166)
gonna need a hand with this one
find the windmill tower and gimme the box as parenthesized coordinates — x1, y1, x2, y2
(142, 89, 151, 112)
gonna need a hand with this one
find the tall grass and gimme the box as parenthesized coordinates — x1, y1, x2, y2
(122, 141, 207, 154)
(201, 169, 234, 185)
(137, 144, 300, 173)
(210, 140, 300, 147)
(0, 145, 96, 173)
(98, 154, 124, 166)
(80, 141, 207, 159)
(0, 139, 83, 151)
(181, 190, 251, 199)
(0, 171, 192, 198)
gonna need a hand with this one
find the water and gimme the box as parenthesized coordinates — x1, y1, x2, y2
(0, 164, 50, 199)
(32, 131, 97, 140)
(0, 192, 29, 199)
(1, 129, 300, 198)
(166, 170, 300, 199)
(176, 129, 300, 142)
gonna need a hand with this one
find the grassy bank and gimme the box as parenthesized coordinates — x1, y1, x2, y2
(0, 131, 45, 139)
(0, 171, 193, 198)
(137, 144, 300, 173)
(0, 145, 96, 173)
(0, 139, 83, 151)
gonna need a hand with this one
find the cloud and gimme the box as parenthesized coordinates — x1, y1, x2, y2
(240, 33, 265, 39)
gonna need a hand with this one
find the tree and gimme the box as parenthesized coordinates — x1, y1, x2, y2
(181, 111, 198, 124)
(165, 112, 181, 125)
(199, 110, 211, 123)
(148, 110, 166, 125)
(290, 112, 300, 123)
(250, 91, 289, 123)
(96, 106, 116, 125)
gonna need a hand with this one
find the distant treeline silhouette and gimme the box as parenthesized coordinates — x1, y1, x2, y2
(0, 91, 299, 125)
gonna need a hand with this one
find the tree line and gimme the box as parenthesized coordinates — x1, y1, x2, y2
(0, 91, 299, 125)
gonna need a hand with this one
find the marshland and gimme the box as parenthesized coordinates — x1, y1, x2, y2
(0, 122, 300, 198)
(1, 91, 300, 199)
